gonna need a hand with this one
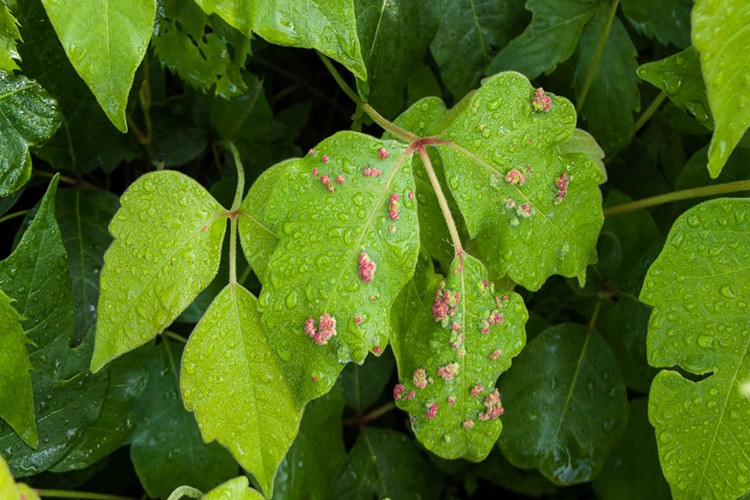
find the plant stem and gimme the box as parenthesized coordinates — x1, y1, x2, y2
(634, 91, 667, 134)
(165, 485, 203, 500)
(0, 209, 30, 224)
(603, 179, 750, 216)
(36, 490, 136, 500)
(588, 298, 603, 332)
(576, 0, 620, 113)
(417, 145, 464, 260)
(317, 53, 418, 143)
(219, 141, 245, 211)
(138, 60, 153, 166)
(344, 401, 397, 426)
(163, 331, 188, 343)
(34, 170, 89, 188)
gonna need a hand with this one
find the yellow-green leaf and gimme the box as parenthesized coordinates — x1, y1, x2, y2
(0, 454, 39, 500)
(202, 476, 264, 500)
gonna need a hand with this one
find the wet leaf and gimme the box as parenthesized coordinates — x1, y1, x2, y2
(640, 198, 750, 499)
(181, 285, 301, 498)
(391, 254, 527, 460)
(41, 0, 156, 131)
(202, 476, 264, 500)
(0, 70, 61, 196)
(0, 5, 21, 72)
(498, 324, 628, 485)
(692, 0, 750, 177)
(436, 72, 605, 290)
(131, 340, 237, 499)
(92, 171, 227, 372)
(193, 0, 366, 80)
(260, 132, 419, 406)
(620, 0, 691, 48)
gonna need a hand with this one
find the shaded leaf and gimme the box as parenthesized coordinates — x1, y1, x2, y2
(640, 198, 750, 499)
(620, 0, 691, 48)
(202, 476, 264, 500)
(499, 324, 628, 485)
(340, 349, 395, 412)
(181, 285, 301, 498)
(0, 5, 21, 72)
(472, 448, 558, 497)
(41, 0, 156, 131)
(692, 0, 750, 177)
(92, 171, 227, 372)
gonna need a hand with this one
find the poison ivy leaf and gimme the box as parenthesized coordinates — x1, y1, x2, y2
(638, 47, 713, 130)
(620, 0, 691, 48)
(354, 0, 438, 119)
(0, 176, 108, 476)
(0, 5, 21, 72)
(640, 198, 750, 499)
(331, 428, 445, 499)
(0, 290, 36, 448)
(391, 253, 443, 343)
(406, 64, 441, 106)
(436, 72, 605, 290)
(391, 254, 526, 460)
(193, 0, 366, 80)
(91, 171, 227, 372)
(153, 0, 250, 98)
(574, 13, 639, 153)
(260, 132, 419, 406)
(676, 146, 750, 193)
(131, 340, 237, 499)
(202, 476, 264, 500)
(499, 324, 629, 485)
(41, 0, 156, 132)
(274, 388, 345, 499)
(181, 285, 301, 498)
(486, 0, 600, 79)
(592, 398, 670, 500)
(692, 0, 750, 177)
(339, 349, 395, 412)
(0, 454, 39, 500)
(471, 448, 558, 497)
(0, 71, 61, 196)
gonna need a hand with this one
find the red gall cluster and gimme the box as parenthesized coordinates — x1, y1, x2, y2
(372, 346, 382, 355)
(463, 419, 474, 429)
(335, 175, 344, 184)
(489, 347, 503, 361)
(505, 168, 526, 186)
(505, 198, 533, 219)
(450, 327, 466, 359)
(480, 310, 504, 335)
(389, 193, 400, 220)
(531, 87, 551, 112)
(479, 389, 504, 421)
(425, 403, 438, 419)
(438, 362, 460, 381)
(413, 368, 429, 389)
(554, 172, 569, 205)
(393, 384, 414, 400)
(431, 285, 460, 325)
(407, 191, 415, 201)
(363, 165, 382, 177)
(448, 396, 456, 405)
(471, 384, 484, 397)
(304, 313, 337, 345)
(353, 314, 364, 325)
(378, 146, 388, 159)
(358, 252, 376, 282)
(320, 174, 335, 193)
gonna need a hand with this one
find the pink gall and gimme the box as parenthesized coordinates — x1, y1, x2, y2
(378, 146, 388, 159)
(505, 168, 526, 185)
(405, 390, 416, 400)
(489, 348, 503, 361)
(463, 419, 474, 429)
(471, 384, 484, 397)
(312, 167, 318, 177)
(353, 315, 364, 325)
(554, 172, 569, 204)
(448, 396, 456, 405)
(438, 362, 460, 381)
(479, 388, 504, 421)
(373, 346, 383, 355)
(389, 193, 400, 220)
(393, 384, 406, 400)
(322, 155, 330, 162)
(425, 403, 438, 419)
(308, 148, 317, 156)
(358, 252, 376, 282)
(335, 175, 345, 184)
(413, 368, 428, 389)
(531, 88, 552, 112)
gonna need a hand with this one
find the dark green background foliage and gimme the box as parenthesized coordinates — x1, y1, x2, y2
(1, 0, 749, 499)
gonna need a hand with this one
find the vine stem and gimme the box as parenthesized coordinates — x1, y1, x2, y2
(217, 140, 245, 287)
(343, 401, 397, 426)
(317, 53, 418, 143)
(417, 145, 464, 261)
(634, 91, 667, 134)
(603, 179, 750, 216)
(36, 490, 135, 500)
(576, 0, 620, 113)
(0, 209, 30, 224)
(163, 330, 188, 343)
(588, 298, 603, 332)
(165, 485, 203, 500)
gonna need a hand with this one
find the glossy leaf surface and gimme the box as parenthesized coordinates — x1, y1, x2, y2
(620, 0, 691, 48)
(641, 198, 750, 499)
(0, 5, 21, 72)
(92, 171, 227, 372)
(202, 476, 264, 500)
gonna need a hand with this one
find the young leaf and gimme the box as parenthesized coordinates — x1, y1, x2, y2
(391, 254, 527, 461)
(92, 171, 227, 372)
(436, 72, 605, 290)
(131, 340, 237, 499)
(181, 285, 302, 498)
(431, 0, 529, 99)
(486, 0, 599, 79)
(202, 476, 264, 500)
(0, 454, 39, 500)
(692, 0, 750, 177)
(274, 388, 346, 499)
(193, 0, 366, 80)
(640, 198, 750, 499)
(620, 0, 691, 48)
(0, 71, 61, 196)
(637, 47, 712, 130)
(0, 5, 21, 72)
(499, 324, 629, 485)
(40, 0, 156, 132)
(0, 290, 36, 449)
(260, 132, 419, 405)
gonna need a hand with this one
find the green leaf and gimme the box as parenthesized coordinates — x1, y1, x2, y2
(131, 340, 237, 499)
(637, 46, 713, 130)
(471, 448, 558, 497)
(486, 0, 600, 79)
(41, 0, 156, 132)
(331, 428, 445, 498)
(0, 70, 61, 196)
(92, 171, 227, 372)
(181, 285, 301, 498)
(259, 132, 419, 405)
(436, 72, 605, 290)
(193, 0, 366, 80)
(592, 398, 670, 500)
(640, 198, 750, 499)
(274, 388, 345, 499)
(0, 454, 40, 500)
(692, 0, 750, 177)
(0, 5, 21, 72)
(202, 476, 264, 500)
(620, 0, 691, 48)
(339, 349, 395, 412)
(354, 0, 438, 119)
(391, 254, 527, 460)
(153, 0, 251, 99)
(499, 324, 629, 485)
(574, 13, 639, 153)
(0, 290, 36, 448)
